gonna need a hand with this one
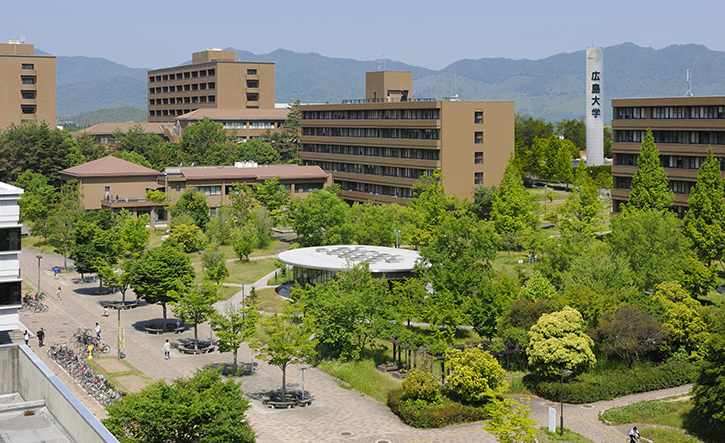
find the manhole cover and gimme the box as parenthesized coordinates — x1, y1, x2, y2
(61, 323, 68, 325)
(339, 431, 354, 437)
(376, 440, 392, 443)
(581, 404, 595, 409)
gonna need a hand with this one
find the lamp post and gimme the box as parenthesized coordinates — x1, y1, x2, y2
(528, 253, 537, 277)
(36, 255, 42, 298)
(560, 368, 573, 436)
(394, 230, 400, 248)
(300, 366, 310, 399)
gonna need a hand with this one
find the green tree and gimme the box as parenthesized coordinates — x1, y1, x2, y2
(444, 345, 508, 403)
(251, 304, 317, 400)
(557, 118, 586, 151)
(202, 244, 229, 284)
(556, 163, 604, 238)
(682, 148, 725, 264)
(145, 189, 169, 229)
(169, 187, 210, 230)
(691, 306, 725, 436)
(119, 212, 150, 257)
(170, 281, 219, 350)
(401, 369, 441, 405)
(74, 132, 107, 161)
(514, 114, 555, 176)
(519, 272, 556, 301)
(653, 281, 709, 361)
(252, 177, 290, 224)
(97, 259, 133, 305)
(129, 245, 194, 331)
(527, 306, 596, 378)
(261, 99, 301, 161)
(102, 366, 255, 443)
(595, 305, 666, 368)
(228, 183, 258, 224)
(299, 262, 391, 360)
(484, 397, 538, 443)
(542, 136, 572, 185)
(180, 116, 229, 165)
(168, 223, 206, 253)
(70, 210, 123, 284)
(407, 171, 463, 248)
(236, 139, 280, 164)
(472, 185, 497, 220)
(232, 225, 258, 261)
(46, 181, 83, 270)
(609, 209, 690, 291)
(15, 171, 57, 239)
(490, 156, 537, 241)
(114, 123, 165, 160)
(206, 206, 235, 246)
(288, 188, 349, 247)
(212, 301, 260, 373)
(626, 128, 674, 212)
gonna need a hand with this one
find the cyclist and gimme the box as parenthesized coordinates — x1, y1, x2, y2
(629, 426, 640, 442)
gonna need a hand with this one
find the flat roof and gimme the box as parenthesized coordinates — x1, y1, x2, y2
(277, 245, 421, 273)
(176, 108, 289, 121)
(170, 164, 328, 181)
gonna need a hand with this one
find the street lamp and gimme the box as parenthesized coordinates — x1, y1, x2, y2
(36, 255, 42, 299)
(300, 366, 310, 399)
(394, 230, 401, 248)
(528, 253, 537, 277)
(560, 368, 573, 436)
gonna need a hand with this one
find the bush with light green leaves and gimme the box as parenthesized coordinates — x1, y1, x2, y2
(444, 345, 507, 404)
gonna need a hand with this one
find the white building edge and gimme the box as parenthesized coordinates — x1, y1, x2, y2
(0, 182, 23, 332)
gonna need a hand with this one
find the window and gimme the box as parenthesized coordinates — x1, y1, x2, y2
(348, 110, 363, 119)
(247, 80, 259, 88)
(0, 281, 21, 307)
(475, 132, 483, 144)
(184, 72, 190, 79)
(348, 128, 362, 137)
(691, 132, 725, 145)
(402, 109, 420, 119)
(383, 148, 398, 158)
(652, 131, 684, 144)
(616, 176, 632, 189)
(652, 107, 684, 119)
(21, 77, 35, 85)
(421, 150, 440, 160)
(332, 111, 345, 119)
(365, 165, 381, 175)
(184, 97, 190, 103)
(156, 76, 162, 82)
(401, 149, 418, 159)
(365, 147, 380, 157)
(421, 109, 440, 119)
(184, 84, 191, 91)
(247, 93, 259, 101)
(208, 96, 215, 103)
(690, 157, 707, 169)
(250, 122, 276, 129)
(198, 186, 221, 196)
(192, 84, 198, 90)
(669, 181, 689, 194)
(475, 172, 483, 185)
(200, 70, 206, 77)
(247, 69, 257, 75)
(21, 106, 36, 114)
(208, 82, 215, 89)
(162, 75, 168, 81)
(191, 71, 198, 78)
(365, 128, 379, 137)
(661, 156, 683, 168)
(383, 166, 398, 177)
(176, 73, 183, 80)
(200, 96, 207, 103)
(332, 145, 345, 154)
(175, 184, 181, 192)
(383, 129, 398, 138)
(617, 107, 646, 119)
(169, 86, 176, 92)
(149, 88, 155, 94)
(331, 128, 347, 137)
(149, 76, 155, 83)
(365, 110, 381, 119)
(421, 129, 440, 140)
(208, 69, 215, 76)
(200, 83, 206, 90)
(156, 87, 161, 93)
(21, 64, 34, 70)
(22, 92, 35, 99)
(0, 227, 21, 252)
(475, 152, 483, 164)
(691, 106, 725, 119)
(617, 153, 639, 166)
(224, 122, 245, 129)
(617, 130, 646, 143)
(349, 146, 363, 155)
(475, 111, 483, 124)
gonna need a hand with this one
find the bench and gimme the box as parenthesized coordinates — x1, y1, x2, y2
(265, 400, 296, 409)
(297, 397, 313, 407)
(178, 346, 215, 355)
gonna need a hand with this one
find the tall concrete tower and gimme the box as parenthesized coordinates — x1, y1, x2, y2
(585, 47, 604, 166)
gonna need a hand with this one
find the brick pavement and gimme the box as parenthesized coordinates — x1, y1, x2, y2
(17, 247, 692, 443)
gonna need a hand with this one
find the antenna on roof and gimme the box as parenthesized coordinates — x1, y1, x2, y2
(684, 69, 693, 97)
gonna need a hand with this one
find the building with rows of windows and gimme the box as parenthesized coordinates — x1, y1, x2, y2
(299, 71, 514, 204)
(147, 48, 275, 123)
(611, 96, 725, 215)
(0, 182, 23, 333)
(0, 41, 55, 129)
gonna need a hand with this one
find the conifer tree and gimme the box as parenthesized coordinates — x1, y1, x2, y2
(626, 128, 674, 212)
(491, 156, 537, 237)
(682, 148, 725, 264)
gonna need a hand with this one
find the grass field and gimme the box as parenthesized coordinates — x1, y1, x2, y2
(316, 359, 401, 402)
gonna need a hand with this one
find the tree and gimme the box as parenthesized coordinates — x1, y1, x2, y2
(407, 171, 463, 248)
(557, 118, 586, 152)
(472, 185, 496, 220)
(556, 162, 604, 238)
(180, 116, 229, 165)
(490, 156, 537, 241)
(145, 189, 169, 230)
(169, 223, 206, 253)
(691, 306, 725, 436)
(75, 132, 107, 161)
(206, 206, 235, 246)
(625, 128, 674, 212)
(252, 177, 290, 224)
(119, 212, 150, 257)
(609, 208, 690, 291)
(542, 136, 572, 185)
(102, 366, 255, 443)
(514, 114, 555, 176)
(299, 262, 391, 360)
(261, 99, 301, 161)
(560, 242, 634, 292)
(112, 150, 154, 169)
(46, 181, 83, 270)
(212, 301, 260, 374)
(129, 245, 194, 331)
(202, 244, 229, 284)
(682, 148, 725, 265)
(232, 225, 257, 261)
(484, 397, 538, 443)
(15, 171, 57, 239)
(228, 183, 258, 224)
(527, 306, 596, 378)
(70, 210, 123, 284)
(653, 281, 709, 361)
(251, 304, 317, 400)
(236, 139, 280, 164)
(337, 202, 408, 246)
(170, 281, 219, 350)
(596, 305, 667, 368)
(97, 259, 133, 305)
(288, 188, 348, 247)
(468, 274, 517, 340)
(169, 187, 210, 230)
(444, 345, 508, 403)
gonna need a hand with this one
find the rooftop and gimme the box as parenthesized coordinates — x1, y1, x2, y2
(73, 122, 167, 137)
(60, 156, 161, 178)
(277, 245, 422, 273)
(176, 108, 289, 121)
(165, 164, 328, 181)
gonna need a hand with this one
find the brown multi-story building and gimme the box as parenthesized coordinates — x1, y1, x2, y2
(0, 41, 56, 129)
(299, 71, 514, 204)
(169, 108, 289, 143)
(148, 49, 275, 123)
(611, 96, 725, 216)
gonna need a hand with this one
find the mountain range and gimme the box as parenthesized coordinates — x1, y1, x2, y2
(49, 43, 725, 123)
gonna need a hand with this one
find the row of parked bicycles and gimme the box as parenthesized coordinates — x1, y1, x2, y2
(19, 291, 49, 313)
(71, 327, 112, 357)
(47, 343, 126, 406)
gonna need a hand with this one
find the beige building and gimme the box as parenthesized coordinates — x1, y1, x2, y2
(0, 41, 56, 129)
(73, 122, 168, 144)
(148, 49, 275, 123)
(59, 156, 330, 226)
(299, 71, 514, 204)
(611, 96, 725, 216)
(168, 108, 289, 143)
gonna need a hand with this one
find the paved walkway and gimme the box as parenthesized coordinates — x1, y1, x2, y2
(15, 247, 691, 443)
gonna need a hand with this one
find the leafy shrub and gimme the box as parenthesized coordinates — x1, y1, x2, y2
(402, 370, 440, 405)
(168, 224, 206, 253)
(524, 360, 696, 404)
(387, 388, 488, 428)
(444, 345, 508, 403)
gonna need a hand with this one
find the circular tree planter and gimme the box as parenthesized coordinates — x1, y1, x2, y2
(178, 344, 215, 354)
(143, 324, 178, 334)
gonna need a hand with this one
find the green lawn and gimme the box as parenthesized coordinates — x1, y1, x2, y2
(536, 427, 594, 443)
(254, 287, 287, 313)
(21, 235, 57, 255)
(600, 397, 691, 429)
(316, 359, 401, 402)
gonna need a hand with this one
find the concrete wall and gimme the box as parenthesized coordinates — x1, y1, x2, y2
(0, 344, 119, 442)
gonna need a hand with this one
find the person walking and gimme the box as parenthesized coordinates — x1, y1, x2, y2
(56, 286, 62, 301)
(36, 328, 45, 347)
(103, 305, 108, 317)
(53, 266, 59, 279)
(23, 330, 29, 346)
(164, 339, 171, 360)
(95, 322, 101, 339)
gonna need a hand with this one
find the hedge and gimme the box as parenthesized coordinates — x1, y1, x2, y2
(387, 388, 489, 428)
(524, 360, 696, 404)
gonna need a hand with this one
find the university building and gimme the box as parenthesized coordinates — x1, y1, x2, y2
(0, 183, 23, 333)
(0, 41, 56, 129)
(611, 96, 725, 215)
(147, 49, 275, 123)
(299, 71, 514, 204)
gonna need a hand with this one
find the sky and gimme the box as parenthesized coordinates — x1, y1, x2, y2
(2, 0, 724, 70)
